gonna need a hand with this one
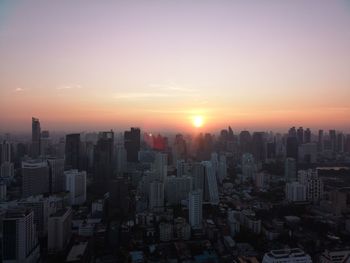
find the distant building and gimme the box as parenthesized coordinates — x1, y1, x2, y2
(202, 161, 219, 204)
(285, 182, 307, 202)
(48, 157, 65, 193)
(124, 127, 140, 163)
(48, 208, 72, 254)
(298, 143, 317, 163)
(149, 181, 164, 211)
(22, 160, 50, 198)
(165, 176, 192, 205)
(262, 248, 312, 263)
(319, 249, 350, 263)
(31, 117, 41, 158)
(286, 136, 298, 160)
(284, 158, 296, 182)
(64, 169, 87, 205)
(93, 131, 114, 182)
(2, 208, 40, 263)
(65, 133, 81, 170)
(159, 222, 173, 242)
(189, 190, 203, 229)
(0, 140, 11, 164)
(298, 169, 323, 202)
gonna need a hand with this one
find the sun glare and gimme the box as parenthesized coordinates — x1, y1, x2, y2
(193, 115, 204, 128)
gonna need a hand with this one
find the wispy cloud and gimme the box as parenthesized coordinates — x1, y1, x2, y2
(57, 84, 82, 90)
(14, 88, 24, 92)
(148, 82, 197, 93)
(114, 92, 172, 99)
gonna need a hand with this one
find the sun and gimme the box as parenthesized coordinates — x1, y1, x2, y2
(193, 115, 204, 128)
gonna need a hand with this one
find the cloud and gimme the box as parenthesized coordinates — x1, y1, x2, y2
(148, 82, 197, 93)
(114, 92, 172, 99)
(57, 84, 82, 90)
(14, 88, 24, 92)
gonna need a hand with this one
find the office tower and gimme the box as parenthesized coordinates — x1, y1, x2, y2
(0, 162, 14, 181)
(242, 153, 257, 180)
(298, 143, 317, 163)
(297, 127, 304, 145)
(176, 159, 189, 177)
(262, 248, 312, 263)
(218, 155, 227, 184)
(153, 152, 168, 181)
(286, 136, 298, 160)
(318, 129, 324, 152)
(18, 195, 49, 237)
(31, 117, 41, 158)
(304, 128, 311, 143)
(64, 169, 87, 205)
(65, 133, 81, 170)
(284, 158, 296, 182)
(0, 140, 11, 164)
(47, 157, 65, 193)
(239, 130, 252, 154)
(93, 131, 114, 182)
(298, 169, 323, 202)
(288, 126, 297, 137)
(149, 181, 164, 211)
(2, 208, 40, 263)
(0, 182, 6, 200)
(337, 132, 344, 152)
(165, 175, 192, 205)
(22, 160, 50, 198)
(40, 130, 51, 156)
(330, 190, 347, 215)
(252, 132, 266, 163)
(115, 144, 127, 175)
(285, 182, 307, 202)
(192, 162, 205, 191)
(346, 134, 350, 153)
(202, 161, 219, 204)
(189, 190, 203, 229)
(124, 127, 140, 163)
(266, 141, 276, 160)
(329, 129, 337, 152)
(173, 134, 187, 164)
(48, 208, 72, 254)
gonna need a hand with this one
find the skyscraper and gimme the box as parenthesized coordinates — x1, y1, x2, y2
(189, 190, 203, 229)
(47, 157, 65, 193)
(329, 129, 337, 152)
(31, 117, 41, 158)
(202, 161, 219, 205)
(297, 127, 304, 145)
(304, 128, 311, 143)
(64, 169, 87, 205)
(149, 180, 164, 211)
(252, 132, 266, 163)
(318, 129, 324, 152)
(286, 136, 298, 160)
(65, 133, 81, 170)
(285, 158, 297, 182)
(22, 160, 50, 198)
(124, 127, 140, 163)
(93, 131, 114, 182)
(2, 208, 40, 262)
(0, 140, 11, 164)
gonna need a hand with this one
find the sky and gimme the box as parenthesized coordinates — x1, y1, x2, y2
(0, 0, 350, 133)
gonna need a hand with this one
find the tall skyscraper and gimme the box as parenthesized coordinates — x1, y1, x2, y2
(31, 117, 41, 158)
(297, 127, 304, 145)
(2, 208, 40, 262)
(47, 157, 65, 193)
(285, 158, 297, 182)
(115, 144, 127, 175)
(93, 131, 114, 182)
(304, 128, 311, 143)
(252, 132, 266, 163)
(286, 136, 298, 160)
(0, 140, 11, 164)
(329, 129, 337, 152)
(22, 160, 50, 198)
(149, 181, 164, 211)
(239, 130, 252, 155)
(189, 190, 203, 229)
(318, 129, 324, 152)
(124, 127, 140, 163)
(192, 162, 205, 192)
(65, 133, 81, 170)
(202, 161, 219, 205)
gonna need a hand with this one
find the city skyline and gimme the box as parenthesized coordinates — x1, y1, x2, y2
(1, 1, 350, 132)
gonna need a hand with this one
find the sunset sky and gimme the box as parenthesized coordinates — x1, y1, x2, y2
(0, 1, 350, 133)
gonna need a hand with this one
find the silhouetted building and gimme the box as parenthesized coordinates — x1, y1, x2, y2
(31, 117, 41, 158)
(124, 128, 140, 162)
(318, 129, 324, 152)
(22, 160, 49, 198)
(297, 127, 304, 145)
(304, 128, 311, 143)
(329, 129, 336, 152)
(286, 136, 298, 161)
(65, 133, 81, 170)
(252, 132, 266, 163)
(239, 131, 252, 155)
(94, 131, 114, 182)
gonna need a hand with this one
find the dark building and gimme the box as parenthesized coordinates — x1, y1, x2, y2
(239, 131, 252, 155)
(288, 127, 297, 138)
(345, 134, 350, 153)
(252, 132, 266, 163)
(124, 128, 140, 163)
(318, 129, 324, 152)
(65, 133, 81, 170)
(31, 117, 41, 158)
(94, 131, 114, 182)
(297, 127, 304, 145)
(266, 141, 276, 160)
(286, 136, 298, 161)
(304, 128, 311, 143)
(329, 129, 337, 152)
(336, 132, 344, 152)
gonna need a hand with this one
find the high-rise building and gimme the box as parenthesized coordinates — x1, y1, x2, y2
(31, 117, 41, 158)
(48, 208, 72, 254)
(153, 152, 168, 182)
(115, 144, 127, 175)
(124, 127, 140, 163)
(192, 162, 205, 192)
(0, 140, 11, 164)
(189, 190, 203, 229)
(286, 136, 298, 160)
(0, 162, 14, 181)
(318, 129, 324, 152)
(288, 127, 297, 138)
(252, 132, 266, 163)
(298, 143, 317, 163)
(284, 158, 296, 182)
(329, 129, 337, 152)
(2, 208, 40, 263)
(64, 169, 87, 205)
(262, 248, 312, 263)
(65, 133, 81, 170)
(22, 160, 50, 198)
(48, 157, 65, 193)
(297, 127, 304, 145)
(285, 182, 307, 202)
(242, 153, 257, 180)
(345, 134, 350, 153)
(93, 131, 114, 182)
(173, 134, 187, 164)
(304, 128, 311, 143)
(336, 132, 344, 152)
(202, 161, 219, 204)
(149, 181, 164, 211)
(165, 175, 192, 205)
(239, 131, 252, 155)
(159, 222, 173, 242)
(298, 169, 323, 202)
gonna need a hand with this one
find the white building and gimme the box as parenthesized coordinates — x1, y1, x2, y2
(262, 248, 312, 263)
(64, 169, 87, 205)
(48, 207, 72, 253)
(189, 190, 203, 229)
(285, 182, 307, 202)
(149, 181, 164, 211)
(2, 208, 40, 263)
